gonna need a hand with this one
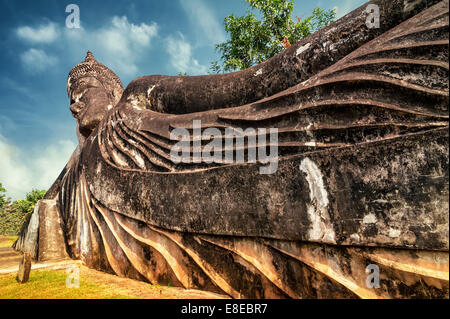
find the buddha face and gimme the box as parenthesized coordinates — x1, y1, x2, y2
(69, 77, 113, 138)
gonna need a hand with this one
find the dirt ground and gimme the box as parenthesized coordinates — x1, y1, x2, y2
(0, 236, 21, 269)
(0, 235, 228, 299)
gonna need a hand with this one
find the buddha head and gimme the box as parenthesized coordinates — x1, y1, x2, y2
(67, 51, 124, 138)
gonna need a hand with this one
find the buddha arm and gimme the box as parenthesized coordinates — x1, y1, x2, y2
(120, 0, 440, 115)
(101, 0, 448, 174)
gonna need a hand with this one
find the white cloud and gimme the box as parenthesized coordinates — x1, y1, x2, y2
(180, 0, 226, 45)
(20, 48, 58, 73)
(16, 22, 60, 43)
(16, 16, 158, 78)
(0, 134, 76, 200)
(166, 33, 208, 75)
(96, 16, 158, 55)
(88, 16, 158, 76)
(0, 137, 30, 200)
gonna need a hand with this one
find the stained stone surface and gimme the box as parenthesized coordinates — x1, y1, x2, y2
(17, 253, 31, 284)
(13, 204, 39, 260)
(37, 200, 69, 262)
(14, 200, 69, 261)
(14, 0, 449, 298)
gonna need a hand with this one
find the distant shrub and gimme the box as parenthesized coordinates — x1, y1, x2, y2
(0, 187, 46, 235)
(0, 205, 28, 235)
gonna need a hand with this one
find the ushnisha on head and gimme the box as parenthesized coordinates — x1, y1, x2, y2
(67, 51, 124, 138)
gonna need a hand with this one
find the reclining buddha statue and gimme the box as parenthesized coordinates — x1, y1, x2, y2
(15, 0, 449, 298)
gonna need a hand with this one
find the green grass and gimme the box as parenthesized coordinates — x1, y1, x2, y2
(0, 269, 135, 299)
(0, 235, 17, 248)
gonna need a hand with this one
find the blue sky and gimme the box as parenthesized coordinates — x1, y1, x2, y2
(0, 0, 365, 200)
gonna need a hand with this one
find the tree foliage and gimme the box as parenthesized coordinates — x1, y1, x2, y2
(212, 0, 336, 73)
(13, 189, 46, 215)
(0, 184, 46, 235)
(0, 182, 6, 209)
(0, 205, 26, 236)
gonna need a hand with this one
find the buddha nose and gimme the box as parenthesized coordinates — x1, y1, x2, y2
(70, 102, 85, 117)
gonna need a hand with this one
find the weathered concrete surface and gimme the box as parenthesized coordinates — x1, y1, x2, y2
(14, 200, 69, 262)
(13, 204, 39, 260)
(84, 128, 449, 250)
(17, 253, 31, 283)
(37, 200, 69, 262)
(0, 259, 80, 275)
(14, 0, 449, 299)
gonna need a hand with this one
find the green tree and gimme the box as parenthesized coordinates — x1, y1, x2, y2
(0, 187, 46, 235)
(212, 0, 336, 72)
(13, 189, 46, 215)
(209, 61, 222, 74)
(0, 182, 6, 209)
